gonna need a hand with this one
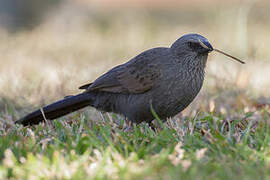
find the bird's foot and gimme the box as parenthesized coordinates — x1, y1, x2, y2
(122, 120, 134, 132)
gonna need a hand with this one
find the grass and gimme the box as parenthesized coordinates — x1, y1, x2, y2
(0, 101, 270, 179)
(1, 1, 270, 179)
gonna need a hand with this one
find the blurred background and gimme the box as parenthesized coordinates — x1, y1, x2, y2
(0, 0, 269, 119)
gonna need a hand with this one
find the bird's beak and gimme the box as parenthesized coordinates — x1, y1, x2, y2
(199, 39, 213, 52)
(198, 39, 245, 64)
(213, 49, 245, 64)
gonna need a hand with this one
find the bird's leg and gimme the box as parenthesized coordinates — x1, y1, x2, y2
(149, 122, 156, 130)
(149, 120, 163, 132)
(127, 120, 133, 130)
(123, 117, 134, 132)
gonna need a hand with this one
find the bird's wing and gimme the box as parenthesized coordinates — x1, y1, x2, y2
(79, 83, 92, 90)
(80, 48, 165, 94)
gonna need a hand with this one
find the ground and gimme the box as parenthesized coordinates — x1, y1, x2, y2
(0, 1, 270, 179)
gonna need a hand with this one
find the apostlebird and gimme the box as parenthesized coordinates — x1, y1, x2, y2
(16, 33, 244, 126)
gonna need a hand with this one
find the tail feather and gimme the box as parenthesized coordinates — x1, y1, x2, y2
(15, 92, 92, 126)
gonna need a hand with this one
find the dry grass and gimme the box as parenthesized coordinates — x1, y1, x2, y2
(0, 2, 270, 179)
(0, 1, 270, 103)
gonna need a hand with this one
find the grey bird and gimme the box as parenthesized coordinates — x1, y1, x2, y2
(15, 33, 244, 126)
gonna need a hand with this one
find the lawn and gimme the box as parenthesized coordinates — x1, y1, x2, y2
(1, 104, 270, 179)
(0, 1, 270, 179)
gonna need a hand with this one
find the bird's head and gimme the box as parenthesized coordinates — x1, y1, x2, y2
(171, 33, 245, 65)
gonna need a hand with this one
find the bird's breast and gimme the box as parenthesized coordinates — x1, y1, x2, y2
(150, 66, 204, 117)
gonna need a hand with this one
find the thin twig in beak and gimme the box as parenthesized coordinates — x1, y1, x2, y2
(214, 49, 245, 64)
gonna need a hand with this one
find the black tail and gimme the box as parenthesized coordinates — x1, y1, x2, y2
(15, 92, 93, 126)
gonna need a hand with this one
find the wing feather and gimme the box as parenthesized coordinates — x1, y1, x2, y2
(80, 48, 166, 94)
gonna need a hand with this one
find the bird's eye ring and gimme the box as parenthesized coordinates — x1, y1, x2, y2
(188, 42, 198, 49)
(188, 42, 193, 47)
